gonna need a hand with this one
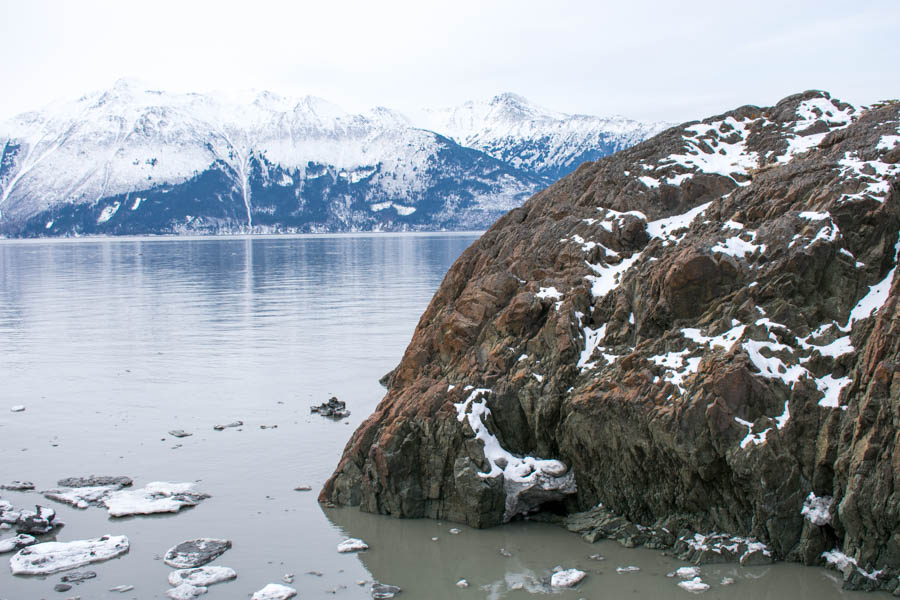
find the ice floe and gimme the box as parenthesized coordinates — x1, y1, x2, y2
(0, 533, 36, 553)
(678, 576, 710, 592)
(167, 583, 208, 599)
(44, 485, 119, 509)
(9, 534, 129, 575)
(164, 538, 231, 568)
(550, 568, 586, 587)
(168, 565, 237, 587)
(337, 538, 369, 552)
(105, 481, 210, 517)
(616, 565, 640, 573)
(251, 583, 297, 599)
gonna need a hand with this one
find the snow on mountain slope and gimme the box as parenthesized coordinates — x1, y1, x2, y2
(0, 81, 661, 236)
(414, 92, 671, 180)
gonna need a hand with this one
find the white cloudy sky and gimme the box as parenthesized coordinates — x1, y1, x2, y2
(2, 0, 898, 122)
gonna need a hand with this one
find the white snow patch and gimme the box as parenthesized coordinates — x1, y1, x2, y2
(45, 220, 54, 229)
(577, 324, 606, 371)
(646, 202, 711, 243)
(799, 211, 829, 221)
(774, 401, 790, 430)
(712, 232, 765, 258)
(9, 535, 129, 575)
(639, 176, 660, 189)
(131, 196, 143, 210)
(816, 374, 851, 408)
(532, 373, 544, 383)
(585, 253, 642, 298)
(801, 492, 833, 526)
(723, 220, 744, 230)
(97, 201, 121, 224)
(734, 417, 771, 448)
(536, 287, 563, 301)
(877, 135, 900, 150)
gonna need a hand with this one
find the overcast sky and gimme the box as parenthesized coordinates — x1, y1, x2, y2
(2, 0, 898, 123)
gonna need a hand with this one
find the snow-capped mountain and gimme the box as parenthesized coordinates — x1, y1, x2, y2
(0, 80, 666, 237)
(414, 92, 670, 180)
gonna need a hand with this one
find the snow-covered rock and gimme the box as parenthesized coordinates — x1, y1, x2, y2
(9, 534, 129, 575)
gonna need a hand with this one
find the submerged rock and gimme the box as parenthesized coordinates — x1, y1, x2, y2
(104, 482, 209, 517)
(163, 538, 231, 568)
(251, 583, 297, 600)
(167, 566, 237, 587)
(54, 583, 72, 592)
(9, 535, 129, 575)
(310, 397, 350, 419)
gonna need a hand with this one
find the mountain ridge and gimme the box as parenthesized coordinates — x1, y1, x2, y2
(0, 81, 668, 237)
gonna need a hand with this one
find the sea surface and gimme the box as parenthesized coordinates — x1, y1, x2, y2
(0, 234, 884, 599)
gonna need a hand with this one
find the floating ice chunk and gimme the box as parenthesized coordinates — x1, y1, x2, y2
(337, 538, 368, 553)
(251, 583, 297, 600)
(44, 485, 118, 509)
(168, 566, 237, 587)
(674, 566, 700, 579)
(801, 492, 833, 526)
(456, 579, 469, 588)
(105, 481, 209, 517)
(678, 577, 710, 592)
(0, 533, 36, 554)
(164, 538, 231, 568)
(616, 566, 640, 573)
(109, 584, 135, 592)
(721, 577, 735, 585)
(551, 568, 586, 587)
(10, 405, 25, 412)
(167, 583, 208, 599)
(371, 582, 402, 598)
(9, 534, 129, 575)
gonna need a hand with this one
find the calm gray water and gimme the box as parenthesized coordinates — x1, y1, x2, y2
(0, 234, 883, 599)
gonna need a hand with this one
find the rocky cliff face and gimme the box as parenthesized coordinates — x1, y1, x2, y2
(321, 91, 900, 590)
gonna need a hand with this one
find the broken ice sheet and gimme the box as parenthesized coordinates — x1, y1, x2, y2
(104, 482, 209, 517)
(9, 534, 129, 575)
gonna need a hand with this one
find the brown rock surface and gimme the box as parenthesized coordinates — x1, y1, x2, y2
(322, 91, 900, 590)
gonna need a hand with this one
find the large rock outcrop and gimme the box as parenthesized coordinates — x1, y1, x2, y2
(322, 91, 900, 590)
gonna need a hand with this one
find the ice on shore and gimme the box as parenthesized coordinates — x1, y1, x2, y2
(164, 538, 232, 568)
(9, 534, 129, 575)
(550, 568, 586, 587)
(251, 583, 297, 599)
(168, 565, 237, 587)
(105, 482, 209, 517)
(337, 538, 368, 552)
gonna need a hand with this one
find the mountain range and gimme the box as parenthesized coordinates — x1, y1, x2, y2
(0, 80, 667, 237)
